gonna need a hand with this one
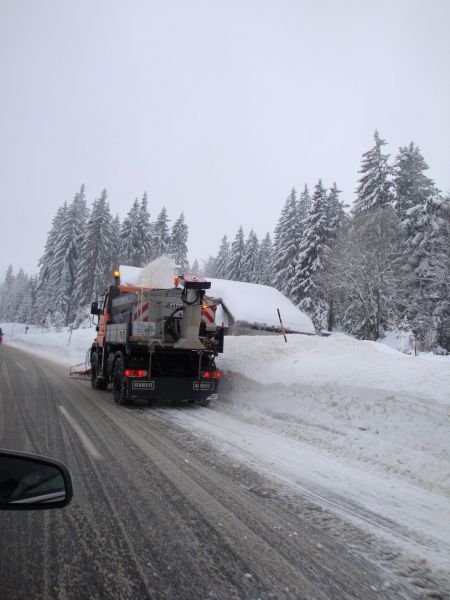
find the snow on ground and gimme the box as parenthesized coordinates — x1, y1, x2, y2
(2, 322, 450, 570)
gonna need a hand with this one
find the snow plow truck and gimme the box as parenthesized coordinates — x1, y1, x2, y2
(89, 270, 224, 406)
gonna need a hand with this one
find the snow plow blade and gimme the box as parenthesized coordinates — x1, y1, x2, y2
(69, 363, 91, 379)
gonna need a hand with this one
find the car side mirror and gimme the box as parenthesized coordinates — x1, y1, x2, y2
(91, 301, 102, 316)
(0, 450, 73, 510)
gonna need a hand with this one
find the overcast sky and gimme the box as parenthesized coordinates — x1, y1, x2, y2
(1, 0, 449, 278)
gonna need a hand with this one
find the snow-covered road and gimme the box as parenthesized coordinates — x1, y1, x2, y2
(3, 322, 450, 576)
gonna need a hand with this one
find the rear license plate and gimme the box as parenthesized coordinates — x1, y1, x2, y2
(132, 381, 155, 390)
(193, 382, 213, 391)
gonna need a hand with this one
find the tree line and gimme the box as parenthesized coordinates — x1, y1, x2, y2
(203, 132, 450, 351)
(0, 189, 189, 327)
(1, 131, 449, 351)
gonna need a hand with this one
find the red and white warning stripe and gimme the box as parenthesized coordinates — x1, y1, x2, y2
(133, 300, 149, 322)
(201, 304, 216, 325)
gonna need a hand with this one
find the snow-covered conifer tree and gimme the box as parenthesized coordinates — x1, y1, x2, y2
(137, 192, 153, 265)
(35, 203, 68, 324)
(326, 182, 346, 237)
(393, 144, 449, 348)
(242, 229, 260, 283)
(191, 258, 200, 274)
(354, 130, 393, 214)
(110, 214, 121, 271)
(257, 233, 273, 286)
(153, 207, 170, 258)
(75, 189, 114, 306)
(297, 184, 311, 237)
(272, 188, 300, 296)
(202, 256, 216, 277)
(227, 226, 245, 281)
(291, 180, 332, 325)
(215, 236, 230, 279)
(170, 212, 189, 272)
(120, 199, 141, 266)
(394, 143, 436, 222)
(51, 186, 89, 324)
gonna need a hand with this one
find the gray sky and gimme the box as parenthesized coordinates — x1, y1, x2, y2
(1, 0, 449, 278)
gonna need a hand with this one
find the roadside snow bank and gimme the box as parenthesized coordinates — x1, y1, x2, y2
(1, 322, 94, 368)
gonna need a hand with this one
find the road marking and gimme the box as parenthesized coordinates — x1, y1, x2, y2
(58, 405, 102, 460)
(15, 362, 27, 372)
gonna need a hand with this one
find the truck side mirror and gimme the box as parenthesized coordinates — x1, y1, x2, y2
(91, 301, 101, 316)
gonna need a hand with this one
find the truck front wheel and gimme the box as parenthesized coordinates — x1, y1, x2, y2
(112, 355, 129, 405)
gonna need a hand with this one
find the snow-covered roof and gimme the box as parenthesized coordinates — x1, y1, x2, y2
(119, 263, 315, 335)
(207, 278, 315, 334)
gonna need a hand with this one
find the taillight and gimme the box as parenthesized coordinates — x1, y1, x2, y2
(124, 369, 147, 378)
(203, 370, 221, 380)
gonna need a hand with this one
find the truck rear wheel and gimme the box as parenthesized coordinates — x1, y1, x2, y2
(91, 352, 107, 390)
(112, 355, 129, 405)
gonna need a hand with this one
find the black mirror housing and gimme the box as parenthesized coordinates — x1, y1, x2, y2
(0, 450, 73, 510)
(91, 301, 101, 316)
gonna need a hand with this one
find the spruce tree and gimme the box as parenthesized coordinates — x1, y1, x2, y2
(120, 199, 141, 266)
(215, 235, 230, 279)
(242, 230, 260, 283)
(394, 143, 436, 222)
(52, 186, 89, 324)
(292, 180, 332, 323)
(75, 189, 114, 306)
(272, 188, 300, 297)
(110, 214, 121, 271)
(297, 184, 311, 238)
(227, 226, 245, 281)
(35, 203, 68, 325)
(170, 212, 189, 272)
(257, 233, 273, 286)
(153, 207, 170, 258)
(354, 130, 393, 213)
(137, 192, 153, 265)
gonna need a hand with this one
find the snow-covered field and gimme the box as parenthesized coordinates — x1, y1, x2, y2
(2, 321, 450, 571)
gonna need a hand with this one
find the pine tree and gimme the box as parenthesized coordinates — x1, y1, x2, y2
(75, 189, 114, 306)
(110, 214, 121, 271)
(191, 259, 200, 274)
(227, 226, 245, 281)
(393, 144, 449, 349)
(137, 192, 153, 265)
(170, 212, 189, 272)
(51, 186, 89, 324)
(0, 265, 14, 320)
(326, 183, 346, 237)
(394, 143, 436, 222)
(35, 203, 68, 324)
(202, 256, 217, 277)
(354, 130, 393, 213)
(120, 199, 141, 266)
(242, 229, 260, 283)
(291, 180, 332, 324)
(272, 188, 301, 297)
(257, 233, 273, 286)
(215, 235, 230, 279)
(297, 184, 311, 237)
(153, 207, 170, 258)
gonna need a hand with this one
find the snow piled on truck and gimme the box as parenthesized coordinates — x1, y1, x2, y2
(118, 262, 315, 335)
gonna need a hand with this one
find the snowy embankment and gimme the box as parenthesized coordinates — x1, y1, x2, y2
(2, 322, 450, 570)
